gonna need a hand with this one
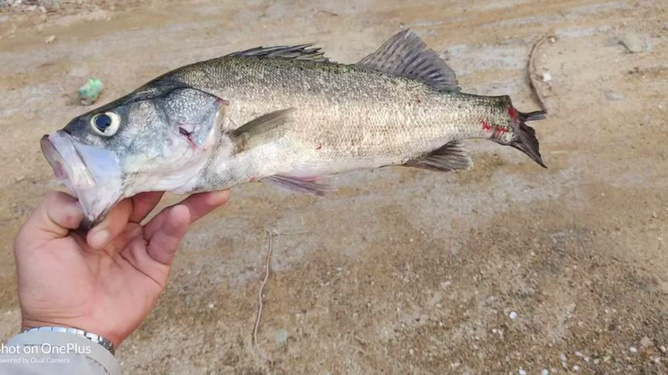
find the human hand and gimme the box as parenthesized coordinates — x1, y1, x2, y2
(13, 190, 230, 348)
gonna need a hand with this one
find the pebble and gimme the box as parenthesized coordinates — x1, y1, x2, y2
(617, 33, 652, 53)
(541, 369, 549, 375)
(560, 353, 567, 362)
(629, 346, 637, 353)
(660, 345, 666, 353)
(640, 336, 652, 348)
(542, 71, 552, 83)
(44, 35, 56, 44)
(207, 303, 215, 309)
(603, 90, 623, 101)
(274, 328, 288, 345)
(518, 369, 526, 375)
(573, 365, 580, 371)
(509, 311, 518, 320)
(575, 351, 584, 358)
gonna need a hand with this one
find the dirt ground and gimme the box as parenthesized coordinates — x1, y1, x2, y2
(1, 0, 667, 374)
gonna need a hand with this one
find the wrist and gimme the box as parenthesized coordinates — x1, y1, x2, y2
(19, 325, 116, 355)
(22, 317, 121, 351)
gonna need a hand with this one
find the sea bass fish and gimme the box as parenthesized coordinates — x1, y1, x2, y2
(41, 30, 546, 224)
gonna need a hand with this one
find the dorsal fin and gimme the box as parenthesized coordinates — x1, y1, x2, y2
(357, 30, 460, 91)
(226, 44, 330, 63)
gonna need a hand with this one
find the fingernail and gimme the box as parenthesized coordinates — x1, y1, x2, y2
(89, 229, 109, 248)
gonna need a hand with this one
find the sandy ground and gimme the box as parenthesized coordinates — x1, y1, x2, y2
(1, 0, 667, 374)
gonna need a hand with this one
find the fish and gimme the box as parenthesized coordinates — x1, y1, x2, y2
(41, 30, 546, 225)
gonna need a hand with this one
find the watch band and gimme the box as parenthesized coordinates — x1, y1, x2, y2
(19, 326, 115, 356)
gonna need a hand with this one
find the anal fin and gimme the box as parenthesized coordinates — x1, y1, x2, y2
(262, 175, 331, 196)
(404, 141, 472, 172)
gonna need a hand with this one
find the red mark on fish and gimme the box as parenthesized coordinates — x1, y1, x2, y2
(508, 107, 518, 122)
(482, 119, 492, 132)
(493, 127, 509, 137)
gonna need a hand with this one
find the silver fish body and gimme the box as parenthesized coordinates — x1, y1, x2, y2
(41, 30, 546, 223)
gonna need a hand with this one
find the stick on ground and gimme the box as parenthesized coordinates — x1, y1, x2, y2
(252, 232, 274, 364)
(528, 34, 554, 112)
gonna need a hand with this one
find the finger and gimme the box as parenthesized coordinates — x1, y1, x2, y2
(144, 190, 230, 239)
(129, 191, 165, 223)
(181, 190, 231, 222)
(86, 198, 133, 249)
(18, 191, 83, 244)
(146, 204, 191, 265)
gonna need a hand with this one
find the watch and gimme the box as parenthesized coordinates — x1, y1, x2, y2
(20, 326, 115, 355)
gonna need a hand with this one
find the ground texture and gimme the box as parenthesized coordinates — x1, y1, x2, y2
(0, 0, 667, 373)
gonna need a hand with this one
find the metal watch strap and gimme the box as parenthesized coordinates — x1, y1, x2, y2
(19, 326, 115, 356)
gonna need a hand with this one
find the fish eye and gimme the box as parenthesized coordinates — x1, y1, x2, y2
(90, 111, 121, 136)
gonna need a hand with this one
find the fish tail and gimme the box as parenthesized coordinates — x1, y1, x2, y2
(508, 108, 547, 168)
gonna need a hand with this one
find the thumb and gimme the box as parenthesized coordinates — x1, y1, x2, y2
(17, 191, 84, 245)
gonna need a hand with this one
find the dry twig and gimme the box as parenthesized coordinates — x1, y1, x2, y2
(528, 34, 554, 112)
(252, 232, 274, 364)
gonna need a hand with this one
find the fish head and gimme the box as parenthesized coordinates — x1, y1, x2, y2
(488, 96, 547, 168)
(41, 84, 226, 225)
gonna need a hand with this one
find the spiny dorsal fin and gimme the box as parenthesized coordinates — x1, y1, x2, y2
(358, 30, 460, 91)
(231, 108, 295, 152)
(226, 44, 330, 62)
(404, 141, 472, 172)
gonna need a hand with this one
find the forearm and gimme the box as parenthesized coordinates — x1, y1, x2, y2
(0, 330, 119, 375)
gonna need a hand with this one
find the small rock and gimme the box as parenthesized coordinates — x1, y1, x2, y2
(629, 346, 638, 353)
(541, 369, 549, 375)
(509, 311, 518, 320)
(274, 328, 288, 345)
(560, 353, 567, 362)
(409, 348, 415, 355)
(659, 345, 666, 353)
(207, 303, 214, 309)
(519, 369, 526, 375)
(594, 358, 600, 365)
(575, 351, 584, 358)
(573, 365, 580, 371)
(603, 90, 623, 101)
(640, 336, 652, 348)
(542, 71, 552, 83)
(44, 35, 56, 44)
(618, 33, 652, 53)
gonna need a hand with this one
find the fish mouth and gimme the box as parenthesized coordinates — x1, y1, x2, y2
(41, 132, 123, 225)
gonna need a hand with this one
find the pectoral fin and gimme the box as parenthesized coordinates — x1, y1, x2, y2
(230, 108, 295, 152)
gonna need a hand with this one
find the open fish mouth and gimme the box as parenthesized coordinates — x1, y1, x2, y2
(41, 132, 96, 190)
(41, 131, 123, 225)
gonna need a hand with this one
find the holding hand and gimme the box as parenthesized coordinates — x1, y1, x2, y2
(13, 190, 230, 348)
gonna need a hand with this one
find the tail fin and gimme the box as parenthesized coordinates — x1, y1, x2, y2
(509, 110, 547, 168)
